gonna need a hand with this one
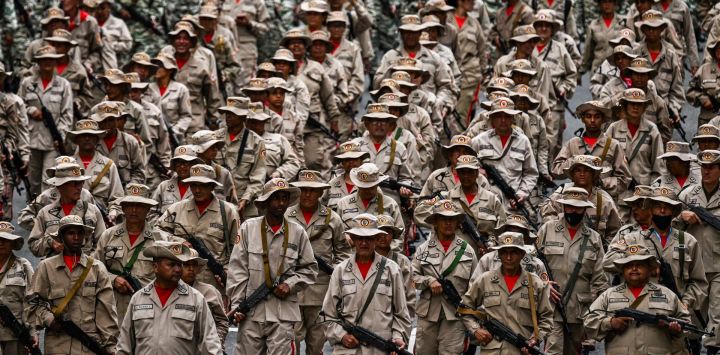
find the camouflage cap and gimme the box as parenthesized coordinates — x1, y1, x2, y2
(143, 241, 194, 263)
(490, 232, 526, 252)
(502, 59, 537, 77)
(169, 20, 197, 37)
(421, 15, 444, 32)
(421, 0, 454, 13)
(619, 88, 650, 104)
(191, 130, 225, 152)
(118, 183, 158, 206)
(91, 101, 123, 122)
(125, 52, 156, 68)
(378, 93, 409, 108)
(125, 72, 149, 90)
(575, 100, 611, 118)
(280, 28, 311, 48)
(242, 78, 268, 93)
(46, 164, 90, 186)
(480, 91, 510, 110)
(425, 199, 464, 224)
(68, 119, 107, 140)
(613, 244, 659, 268)
(219, 96, 250, 117)
(0, 222, 23, 250)
(334, 141, 370, 161)
(266, 77, 293, 92)
(184, 248, 208, 266)
(255, 178, 300, 205)
(455, 155, 480, 170)
(658, 141, 695, 161)
(392, 57, 424, 72)
(698, 150, 720, 166)
(557, 187, 595, 208)
(100, 68, 129, 85)
(33, 45, 63, 60)
(649, 186, 681, 206)
(45, 29, 78, 46)
(247, 102, 270, 121)
(257, 62, 279, 75)
(509, 84, 540, 107)
(399, 15, 424, 32)
(327, 11, 348, 24)
(487, 77, 515, 93)
(623, 185, 653, 204)
(171, 145, 201, 163)
(533, 9, 560, 30)
(693, 124, 720, 142)
(623, 57, 657, 77)
(349, 163, 388, 188)
(291, 170, 330, 189)
(608, 28, 636, 46)
(182, 164, 222, 186)
(346, 214, 385, 237)
(40, 7, 70, 25)
(151, 53, 178, 70)
(511, 25, 540, 43)
(309, 30, 333, 50)
(442, 135, 475, 154)
(496, 214, 532, 234)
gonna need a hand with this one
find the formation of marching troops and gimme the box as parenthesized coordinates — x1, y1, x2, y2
(2, 0, 720, 354)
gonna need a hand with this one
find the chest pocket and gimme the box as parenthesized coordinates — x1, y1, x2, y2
(648, 299, 674, 316)
(672, 248, 693, 280)
(340, 280, 357, 311)
(104, 246, 125, 262)
(374, 275, 393, 314)
(507, 151, 525, 172)
(171, 307, 197, 340)
(132, 307, 155, 338)
(483, 294, 502, 308)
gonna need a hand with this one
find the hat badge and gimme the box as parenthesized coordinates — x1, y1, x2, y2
(342, 143, 355, 152)
(512, 215, 524, 222)
(129, 185, 142, 196)
(191, 166, 202, 175)
(71, 167, 82, 176)
(667, 142, 677, 152)
(170, 244, 183, 255)
(659, 187, 671, 196)
(702, 152, 715, 161)
(627, 245, 639, 254)
(359, 218, 371, 227)
(59, 156, 73, 164)
(359, 172, 370, 181)
(177, 146, 187, 154)
(302, 172, 315, 181)
(504, 236, 513, 244)
(499, 99, 509, 108)
(455, 136, 468, 143)
(568, 192, 582, 199)
(620, 29, 632, 37)
(276, 180, 286, 188)
(442, 201, 453, 210)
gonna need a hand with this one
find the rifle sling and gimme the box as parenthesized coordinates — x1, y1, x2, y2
(527, 271, 539, 340)
(110, 239, 146, 277)
(235, 128, 250, 171)
(627, 130, 649, 163)
(561, 232, 590, 306)
(89, 160, 114, 192)
(600, 137, 612, 162)
(383, 139, 397, 174)
(629, 293, 648, 309)
(356, 256, 387, 323)
(441, 240, 467, 277)
(308, 212, 332, 241)
(376, 193, 385, 215)
(260, 218, 289, 288)
(52, 257, 94, 316)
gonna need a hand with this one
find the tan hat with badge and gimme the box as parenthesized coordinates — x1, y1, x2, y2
(124, 52, 156, 69)
(564, 155, 603, 174)
(334, 141, 370, 161)
(219, 96, 250, 117)
(623, 57, 657, 78)
(171, 145, 201, 163)
(490, 232, 526, 252)
(694, 125, 720, 142)
(349, 163, 388, 188)
(40, 7, 69, 25)
(613, 244, 659, 268)
(487, 77, 515, 93)
(266, 77, 293, 92)
(169, 20, 197, 37)
(575, 100, 611, 119)
(46, 156, 80, 177)
(257, 62, 280, 76)
(608, 45, 637, 66)
(300, 0, 329, 13)
(502, 59, 537, 77)
(391, 71, 416, 88)
(68, 119, 107, 140)
(242, 78, 268, 93)
(327, 11, 348, 24)
(182, 164, 222, 186)
(496, 214, 533, 235)
(511, 25, 540, 43)
(280, 28, 311, 48)
(33, 45, 63, 60)
(272, 48, 297, 63)
(191, 130, 225, 152)
(346, 213, 386, 237)
(442, 135, 475, 154)
(118, 183, 158, 206)
(424, 199, 464, 225)
(255, 178, 300, 206)
(377, 214, 403, 236)
(247, 102, 271, 121)
(362, 103, 397, 121)
(56, 215, 94, 237)
(619, 88, 650, 104)
(609, 28, 636, 46)
(488, 97, 520, 116)
(698, 150, 720, 166)
(637, 9, 668, 29)
(648, 186, 681, 206)
(91, 101, 123, 122)
(125, 72, 149, 90)
(143, 241, 194, 262)
(0, 222, 24, 250)
(45, 29, 78, 46)
(310, 30, 334, 51)
(399, 14, 424, 32)
(455, 155, 480, 170)
(659, 141, 696, 161)
(152, 52, 178, 71)
(46, 164, 90, 186)
(623, 185, 654, 204)
(378, 93, 409, 109)
(557, 187, 595, 208)
(291, 170, 330, 189)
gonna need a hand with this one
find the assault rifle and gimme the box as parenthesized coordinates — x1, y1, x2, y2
(0, 143, 32, 202)
(378, 179, 421, 194)
(0, 303, 42, 355)
(460, 213, 489, 252)
(29, 84, 67, 155)
(166, 212, 227, 285)
(227, 271, 289, 321)
(669, 110, 689, 143)
(612, 308, 714, 336)
(315, 255, 334, 275)
(116, 268, 143, 292)
(535, 248, 571, 336)
(419, 255, 472, 310)
(459, 307, 545, 355)
(480, 162, 538, 230)
(306, 114, 341, 143)
(320, 311, 412, 355)
(57, 317, 112, 355)
(148, 153, 172, 179)
(680, 201, 720, 231)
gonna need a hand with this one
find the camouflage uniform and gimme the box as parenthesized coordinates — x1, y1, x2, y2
(115, 0, 166, 56)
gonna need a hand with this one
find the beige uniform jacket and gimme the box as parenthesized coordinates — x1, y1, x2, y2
(59, 59, 96, 116)
(0, 92, 30, 164)
(419, 167, 491, 197)
(589, 60, 620, 99)
(408, 90, 441, 135)
(605, 119, 665, 186)
(190, 280, 229, 344)
(533, 39, 578, 100)
(552, 133, 631, 198)
(150, 175, 193, 218)
(201, 28, 243, 97)
(299, 60, 343, 129)
(678, 184, 720, 273)
(581, 16, 624, 73)
(148, 81, 193, 138)
(431, 44, 462, 86)
(336, 191, 404, 231)
(687, 59, 720, 124)
(116, 280, 223, 355)
(18, 188, 94, 231)
(473, 248, 547, 279)
(171, 49, 222, 133)
(584, 282, 691, 354)
(387, 249, 415, 316)
(285, 75, 311, 122)
(120, 99, 154, 157)
(332, 38, 366, 104)
(651, 167, 701, 192)
(93, 222, 166, 320)
(0, 257, 35, 342)
(74, 151, 124, 211)
(285, 204, 352, 306)
(226, 217, 318, 322)
(322, 253, 412, 351)
(636, 42, 686, 114)
(540, 184, 621, 241)
(96, 130, 147, 185)
(18, 74, 73, 151)
(447, 14, 487, 89)
(494, 51, 557, 104)
(28, 199, 106, 257)
(412, 236, 477, 321)
(100, 15, 132, 59)
(316, 56, 350, 108)
(460, 268, 554, 353)
(603, 228, 707, 310)
(652, 0, 699, 68)
(472, 129, 539, 200)
(325, 174, 354, 211)
(399, 104, 436, 168)
(208, 162, 239, 205)
(491, 2, 535, 46)
(69, 12, 105, 72)
(599, 79, 673, 142)
(259, 131, 301, 180)
(276, 105, 305, 164)
(537, 219, 609, 322)
(156, 197, 240, 289)
(217, 127, 266, 203)
(220, 0, 270, 67)
(353, 133, 418, 194)
(28, 254, 118, 354)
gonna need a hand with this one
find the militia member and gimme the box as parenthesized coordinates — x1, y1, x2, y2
(44, 28, 96, 117)
(92, 101, 147, 185)
(244, 102, 301, 180)
(90, 0, 132, 64)
(694, 125, 720, 152)
(98, 69, 153, 153)
(377, 214, 415, 314)
(148, 53, 194, 144)
(413, 199, 477, 355)
(219, 0, 271, 85)
(585, 244, 691, 354)
(151, 145, 201, 217)
(610, 185, 654, 243)
(226, 178, 318, 355)
(0, 62, 30, 221)
(421, 135, 490, 197)
(325, 142, 369, 210)
(322, 214, 411, 352)
(94, 183, 163, 320)
(490, 0, 535, 54)
(27, 215, 118, 355)
(198, 5, 243, 98)
(688, 39, 720, 126)
(116, 241, 223, 354)
(652, 141, 701, 190)
(266, 77, 306, 162)
(537, 187, 609, 354)
(191, 130, 238, 204)
(286, 170, 351, 355)
(62, 0, 106, 72)
(473, 215, 548, 277)
(580, 0, 625, 74)
(156, 164, 240, 292)
(326, 11, 365, 110)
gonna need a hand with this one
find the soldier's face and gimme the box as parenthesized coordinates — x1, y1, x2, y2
(448, 147, 472, 165)
(409, 71, 424, 86)
(631, 202, 652, 225)
(37, 58, 56, 73)
(429, 11, 447, 24)
(570, 166, 596, 186)
(287, 40, 308, 59)
(534, 22, 553, 40)
(49, 42, 70, 55)
(266, 191, 292, 217)
(516, 40, 536, 55)
(268, 89, 286, 108)
(95, 3, 111, 21)
(310, 42, 329, 60)
(172, 33, 193, 54)
(614, 54, 632, 71)
(641, 26, 663, 42)
(490, 113, 513, 135)
(122, 202, 151, 224)
(357, 187, 378, 201)
(63, 0, 79, 13)
(61, 227, 86, 252)
(45, 20, 67, 33)
(434, 215, 459, 238)
(651, 202, 674, 217)
(630, 73, 649, 89)
(173, 160, 194, 179)
(341, 158, 364, 172)
(498, 248, 525, 269)
(190, 183, 214, 202)
(0, 239, 13, 257)
(59, 181, 84, 201)
(581, 111, 604, 131)
(513, 98, 530, 112)
(599, 0, 615, 14)
(299, 188, 323, 210)
(635, 0, 652, 13)
(181, 260, 201, 283)
(305, 12, 325, 28)
(129, 88, 143, 102)
(375, 232, 393, 249)
(327, 23, 346, 40)
(131, 64, 152, 81)
(388, 107, 403, 117)
(224, 113, 245, 130)
(104, 83, 126, 100)
(155, 258, 183, 283)
(624, 102, 646, 119)
(365, 118, 390, 138)
(352, 235, 377, 257)
(199, 17, 217, 31)
(98, 117, 117, 133)
(458, 0, 475, 12)
(75, 134, 99, 151)
(273, 61, 292, 77)
(401, 30, 421, 48)
(199, 144, 220, 163)
(697, 139, 720, 152)
(714, 46, 720, 61)
(456, 168, 479, 188)
(247, 91, 267, 103)
(425, 28, 440, 41)
(245, 119, 266, 135)
(511, 73, 531, 85)
(665, 157, 688, 177)
(155, 67, 170, 80)
(622, 261, 651, 286)
(701, 164, 720, 185)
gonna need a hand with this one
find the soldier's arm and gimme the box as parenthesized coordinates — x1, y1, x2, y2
(205, 286, 230, 344)
(155, 114, 172, 166)
(129, 137, 147, 184)
(27, 215, 51, 257)
(682, 7, 699, 69)
(284, 229, 319, 294)
(114, 21, 134, 55)
(115, 294, 136, 355)
(5, 97, 31, 163)
(197, 295, 224, 355)
(551, 139, 573, 179)
(590, 237, 609, 296)
(93, 262, 120, 351)
(247, 1, 271, 37)
(319, 72, 344, 123)
(57, 81, 74, 140)
(518, 141, 539, 199)
(601, 233, 627, 273)
(225, 221, 251, 310)
(274, 136, 301, 179)
(602, 144, 631, 197)
(331, 212, 352, 265)
(349, 48, 366, 102)
(238, 138, 266, 202)
(649, 130, 665, 182)
(107, 164, 125, 212)
(668, 57, 686, 114)
(559, 47, 578, 99)
(411, 245, 434, 290)
(589, 66, 607, 99)
(390, 266, 411, 340)
(26, 261, 53, 329)
(685, 67, 706, 106)
(460, 276, 484, 331)
(203, 70, 222, 128)
(535, 275, 554, 340)
(353, 2, 374, 33)
(681, 242, 707, 310)
(583, 290, 612, 341)
(85, 21, 105, 71)
(372, 54, 393, 89)
(321, 265, 346, 344)
(176, 85, 194, 135)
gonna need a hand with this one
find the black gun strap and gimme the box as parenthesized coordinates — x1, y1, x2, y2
(219, 200, 231, 256)
(627, 131, 649, 163)
(356, 256, 387, 323)
(678, 230, 685, 284)
(235, 128, 250, 170)
(486, 135, 515, 162)
(561, 232, 590, 306)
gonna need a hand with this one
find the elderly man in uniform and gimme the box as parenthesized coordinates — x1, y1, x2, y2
(413, 199, 477, 355)
(421, 135, 491, 197)
(227, 178, 318, 355)
(116, 241, 223, 354)
(156, 164, 240, 293)
(473, 215, 547, 277)
(553, 101, 630, 199)
(92, 101, 147, 185)
(27, 215, 118, 355)
(460, 231, 553, 354)
(28, 163, 106, 258)
(678, 150, 720, 353)
(94, 183, 164, 321)
(322, 213, 411, 353)
(537, 187, 609, 354)
(585, 244, 692, 354)
(286, 170, 351, 355)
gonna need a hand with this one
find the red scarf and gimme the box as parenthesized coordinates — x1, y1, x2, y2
(64, 255, 80, 272)
(61, 202, 75, 216)
(583, 136, 598, 148)
(440, 239, 452, 252)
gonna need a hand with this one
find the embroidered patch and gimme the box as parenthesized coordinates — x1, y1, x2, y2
(484, 291, 500, 297)
(287, 243, 298, 251)
(210, 223, 223, 230)
(134, 304, 153, 310)
(84, 281, 97, 288)
(175, 304, 196, 311)
(341, 279, 355, 285)
(609, 298, 629, 303)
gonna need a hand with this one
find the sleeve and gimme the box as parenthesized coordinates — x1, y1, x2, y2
(322, 265, 346, 344)
(205, 287, 230, 344)
(129, 138, 148, 184)
(460, 276, 484, 332)
(27, 214, 51, 257)
(176, 85, 194, 134)
(559, 46, 578, 99)
(197, 296, 224, 355)
(534, 275, 554, 340)
(274, 136, 301, 179)
(602, 143, 631, 197)
(115, 295, 136, 355)
(583, 290, 612, 341)
(248, 1, 271, 37)
(319, 72, 344, 122)
(580, 24, 596, 74)
(518, 139, 539, 199)
(411, 244, 435, 290)
(685, 66, 705, 106)
(204, 69, 222, 128)
(535, 114, 550, 176)
(331, 212, 352, 265)
(93, 263, 120, 352)
(348, 47, 366, 102)
(17, 194, 43, 231)
(284, 229, 319, 293)
(26, 262, 54, 329)
(683, 8, 699, 68)
(225, 221, 251, 310)
(114, 21, 134, 55)
(551, 141, 574, 179)
(58, 81, 75, 140)
(681, 241, 707, 310)
(390, 266, 411, 341)
(590, 238, 610, 297)
(238, 138, 266, 202)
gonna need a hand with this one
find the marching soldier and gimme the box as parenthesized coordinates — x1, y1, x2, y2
(266, 77, 306, 162)
(653, 0, 699, 74)
(693, 124, 720, 151)
(678, 150, 720, 352)
(198, 5, 243, 98)
(156, 164, 240, 293)
(413, 199, 477, 355)
(326, 11, 366, 111)
(226, 178, 318, 355)
(421, 135, 490, 197)
(92, 101, 147, 185)
(44, 28, 97, 117)
(652, 141, 701, 190)
(460, 232, 554, 354)
(116, 241, 224, 354)
(27, 163, 106, 257)
(270, 48, 311, 122)
(244, 102, 301, 180)
(0, 222, 37, 354)
(150, 145, 201, 217)
(322, 213, 411, 353)
(308, 30, 350, 114)
(376, 214, 414, 312)
(62, 0, 106, 72)
(473, 215, 548, 277)
(688, 38, 720, 127)
(610, 185, 654, 241)
(585, 244, 692, 354)
(148, 53, 193, 144)
(580, 0, 625, 75)
(191, 130, 238, 204)
(219, 0, 271, 85)
(27, 215, 118, 355)
(98, 69, 154, 154)
(89, 0, 133, 64)
(589, 31, 637, 100)
(537, 187, 609, 354)
(420, 15, 461, 86)
(326, 142, 369, 210)
(93, 183, 163, 320)
(0, 62, 30, 220)
(286, 170, 351, 355)
(490, 0, 535, 55)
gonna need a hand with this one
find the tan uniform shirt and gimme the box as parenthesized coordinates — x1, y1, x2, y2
(447, 14, 487, 89)
(652, 0, 699, 68)
(0, 257, 35, 342)
(28, 254, 118, 354)
(75, 151, 124, 211)
(285, 75, 311, 122)
(605, 119, 665, 186)
(18, 188, 95, 231)
(651, 166, 701, 192)
(352, 133, 419, 199)
(150, 175, 193, 219)
(473, 248, 547, 279)
(533, 39, 578, 100)
(472, 129, 539, 200)
(217, 127, 266, 203)
(116, 280, 223, 355)
(170, 48, 222, 133)
(100, 15, 132, 60)
(336, 191, 404, 231)
(678, 184, 720, 273)
(148, 81, 193, 137)
(18, 74, 73, 152)
(299, 59, 343, 128)
(28, 199, 106, 257)
(687, 59, 720, 125)
(540, 184, 622, 241)
(202, 27, 243, 97)
(226, 217, 318, 322)
(220, 0, 270, 73)
(491, 2, 535, 46)
(96, 130, 147, 185)
(419, 167, 491, 197)
(276, 104, 305, 164)
(636, 42, 686, 114)
(325, 174, 355, 211)
(581, 16, 624, 73)
(259, 131, 301, 180)
(599, 79, 673, 142)
(69, 11, 105, 72)
(331, 38, 366, 104)
(190, 280, 229, 344)
(493, 51, 556, 103)
(0, 92, 30, 164)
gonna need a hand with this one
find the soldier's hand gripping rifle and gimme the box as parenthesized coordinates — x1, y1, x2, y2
(166, 212, 227, 286)
(306, 114, 341, 143)
(28, 84, 67, 155)
(226, 269, 290, 323)
(320, 310, 413, 355)
(0, 303, 42, 355)
(459, 213, 490, 252)
(456, 307, 546, 355)
(611, 308, 714, 336)
(378, 179, 421, 194)
(419, 253, 473, 310)
(669, 109, 689, 143)
(0, 142, 33, 203)
(680, 200, 720, 231)
(480, 161, 538, 230)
